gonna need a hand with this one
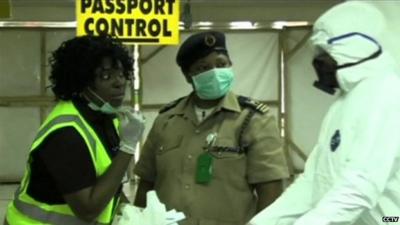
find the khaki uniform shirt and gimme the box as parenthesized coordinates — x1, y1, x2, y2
(134, 92, 289, 225)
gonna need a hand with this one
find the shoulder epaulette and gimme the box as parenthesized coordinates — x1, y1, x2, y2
(237, 96, 269, 114)
(159, 97, 185, 114)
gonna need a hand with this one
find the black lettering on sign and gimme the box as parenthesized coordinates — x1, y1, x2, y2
(154, 0, 165, 15)
(166, 0, 175, 14)
(79, 0, 177, 44)
(127, 0, 138, 14)
(125, 19, 135, 36)
(81, 0, 92, 13)
(115, 0, 126, 14)
(96, 18, 109, 35)
(136, 19, 147, 37)
(148, 19, 161, 36)
(104, 0, 114, 14)
(110, 18, 124, 36)
(163, 19, 172, 36)
(140, 0, 152, 15)
(84, 17, 94, 35)
(92, 0, 104, 14)
(119, 37, 159, 43)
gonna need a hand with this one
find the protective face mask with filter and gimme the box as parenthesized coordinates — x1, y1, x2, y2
(312, 32, 382, 95)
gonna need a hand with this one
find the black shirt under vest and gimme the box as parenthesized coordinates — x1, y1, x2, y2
(27, 97, 120, 204)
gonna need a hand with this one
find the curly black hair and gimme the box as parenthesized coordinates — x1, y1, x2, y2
(49, 35, 133, 100)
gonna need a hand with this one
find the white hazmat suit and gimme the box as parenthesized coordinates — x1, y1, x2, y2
(249, 2, 400, 225)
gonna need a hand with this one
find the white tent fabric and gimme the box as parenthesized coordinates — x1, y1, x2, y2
(0, 31, 41, 96)
(0, 31, 42, 181)
(0, 108, 39, 181)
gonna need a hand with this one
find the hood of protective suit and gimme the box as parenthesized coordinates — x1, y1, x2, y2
(310, 1, 396, 92)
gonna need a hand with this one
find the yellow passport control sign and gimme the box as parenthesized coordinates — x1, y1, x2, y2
(76, 0, 180, 45)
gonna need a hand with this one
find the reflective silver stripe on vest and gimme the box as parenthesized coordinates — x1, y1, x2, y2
(13, 187, 108, 225)
(34, 115, 97, 160)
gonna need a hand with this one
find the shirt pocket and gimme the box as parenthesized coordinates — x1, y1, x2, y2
(209, 137, 245, 160)
(209, 137, 247, 185)
(156, 135, 183, 156)
(155, 135, 183, 176)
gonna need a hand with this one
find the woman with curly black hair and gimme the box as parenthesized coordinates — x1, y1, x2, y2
(4, 35, 145, 225)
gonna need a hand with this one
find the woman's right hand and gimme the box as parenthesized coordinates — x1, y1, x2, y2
(118, 108, 145, 155)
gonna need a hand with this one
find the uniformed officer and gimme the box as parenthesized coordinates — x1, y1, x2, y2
(133, 31, 290, 225)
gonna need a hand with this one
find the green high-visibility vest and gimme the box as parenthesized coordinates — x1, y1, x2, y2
(5, 101, 120, 225)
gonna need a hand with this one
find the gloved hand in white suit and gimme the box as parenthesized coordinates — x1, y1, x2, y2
(113, 191, 185, 225)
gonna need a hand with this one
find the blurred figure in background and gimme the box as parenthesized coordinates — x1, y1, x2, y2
(133, 31, 290, 225)
(249, 2, 400, 225)
(4, 35, 145, 225)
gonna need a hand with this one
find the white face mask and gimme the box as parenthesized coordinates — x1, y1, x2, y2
(86, 88, 120, 114)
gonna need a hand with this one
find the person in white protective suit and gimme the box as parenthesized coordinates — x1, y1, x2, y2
(248, 1, 400, 225)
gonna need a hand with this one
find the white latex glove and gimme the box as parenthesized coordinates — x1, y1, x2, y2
(165, 209, 185, 225)
(112, 203, 142, 225)
(143, 191, 168, 224)
(112, 191, 185, 225)
(117, 107, 145, 155)
(143, 191, 185, 225)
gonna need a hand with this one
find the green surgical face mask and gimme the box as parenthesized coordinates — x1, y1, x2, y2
(88, 101, 118, 114)
(192, 67, 234, 100)
(86, 88, 120, 114)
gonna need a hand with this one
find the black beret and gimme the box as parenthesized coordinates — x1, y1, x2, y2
(176, 31, 229, 72)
